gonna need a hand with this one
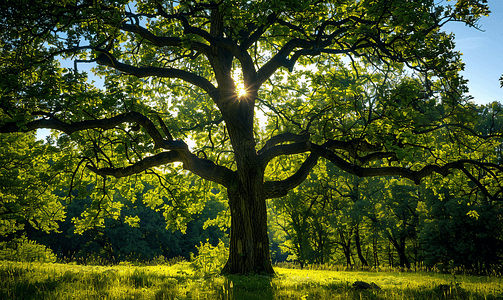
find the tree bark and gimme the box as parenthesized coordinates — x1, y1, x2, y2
(221, 173, 274, 274)
(338, 229, 352, 268)
(373, 236, 379, 267)
(388, 235, 411, 269)
(219, 91, 274, 274)
(355, 223, 369, 267)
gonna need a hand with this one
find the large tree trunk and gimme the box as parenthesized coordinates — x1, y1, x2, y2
(222, 183, 274, 274)
(220, 95, 274, 274)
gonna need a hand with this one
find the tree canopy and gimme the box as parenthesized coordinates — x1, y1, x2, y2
(1, 0, 500, 274)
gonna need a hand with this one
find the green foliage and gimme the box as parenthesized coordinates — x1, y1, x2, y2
(0, 0, 499, 275)
(272, 150, 503, 273)
(0, 237, 56, 263)
(419, 187, 503, 273)
(190, 239, 228, 275)
(28, 184, 228, 265)
(0, 133, 65, 237)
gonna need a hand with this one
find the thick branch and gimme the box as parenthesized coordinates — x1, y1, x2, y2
(120, 23, 210, 55)
(96, 52, 218, 97)
(241, 12, 277, 50)
(87, 145, 235, 188)
(254, 15, 374, 85)
(264, 153, 320, 198)
(87, 151, 182, 178)
(183, 152, 236, 188)
(1, 111, 170, 149)
(2, 110, 235, 187)
(258, 141, 311, 169)
(258, 135, 397, 171)
(256, 38, 314, 84)
(258, 132, 310, 155)
(310, 143, 503, 191)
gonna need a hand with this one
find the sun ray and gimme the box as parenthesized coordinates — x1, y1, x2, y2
(236, 82, 247, 97)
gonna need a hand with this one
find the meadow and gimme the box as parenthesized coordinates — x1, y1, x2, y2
(1, 260, 502, 300)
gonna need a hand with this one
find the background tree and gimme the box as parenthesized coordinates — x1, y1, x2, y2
(419, 174, 503, 274)
(28, 182, 227, 264)
(1, 0, 500, 274)
(0, 132, 65, 260)
(0, 133, 64, 238)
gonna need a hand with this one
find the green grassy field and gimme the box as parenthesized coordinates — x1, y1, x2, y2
(1, 261, 502, 299)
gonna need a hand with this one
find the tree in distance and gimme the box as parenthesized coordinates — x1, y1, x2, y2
(1, 0, 501, 275)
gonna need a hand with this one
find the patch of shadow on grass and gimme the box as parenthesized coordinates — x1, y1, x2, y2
(320, 281, 503, 300)
(1, 274, 85, 300)
(217, 274, 275, 300)
(374, 285, 503, 300)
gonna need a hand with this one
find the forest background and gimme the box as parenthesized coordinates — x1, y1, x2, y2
(3, 130, 503, 274)
(1, 0, 503, 276)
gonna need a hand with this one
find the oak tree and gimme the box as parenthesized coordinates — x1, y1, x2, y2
(1, 0, 500, 274)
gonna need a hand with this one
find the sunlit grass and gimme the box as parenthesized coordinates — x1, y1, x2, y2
(1, 261, 502, 299)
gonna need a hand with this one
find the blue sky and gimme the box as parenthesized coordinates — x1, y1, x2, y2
(443, 0, 503, 105)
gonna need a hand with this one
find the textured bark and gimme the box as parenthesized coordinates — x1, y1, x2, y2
(220, 111, 274, 274)
(222, 184, 274, 274)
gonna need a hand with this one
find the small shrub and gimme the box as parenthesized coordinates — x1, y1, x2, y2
(190, 239, 228, 275)
(0, 237, 56, 263)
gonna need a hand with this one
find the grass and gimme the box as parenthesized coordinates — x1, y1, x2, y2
(0, 260, 502, 299)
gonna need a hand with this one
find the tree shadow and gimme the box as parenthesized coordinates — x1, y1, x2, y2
(217, 274, 275, 300)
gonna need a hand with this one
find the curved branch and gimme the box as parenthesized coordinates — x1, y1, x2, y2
(183, 152, 236, 188)
(254, 15, 374, 85)
(241, 12, 277, 50)
(2, 110, 236, 187)
(120, 23, 210, 54)
(258, 141, 311, 168)
(311, 143, 449, 184)
(1, 111, 169, 149)
(256, 38, 314, 84)
(259, 136, 503, 200)
(96, 52, 218, 97)
(258, 132, 310, 155)
(86, 151, 182, 178)
(87, 146, 235, 188)
(310, 143, 503, 200)
(258, 134, 396, 170)
(264, 153, 320, 198)
(458, 166, 495, 200)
